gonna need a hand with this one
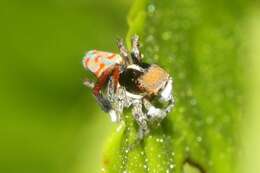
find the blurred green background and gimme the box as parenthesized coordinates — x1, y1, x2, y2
(1, 0, 260, 173)
(0, 0, 131, 173)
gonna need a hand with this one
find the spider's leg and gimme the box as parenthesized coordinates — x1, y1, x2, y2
(107, 81, 126, 122)
(84, 77, 116, 119)
(91, 69, 114, 113)
(131, 35, 142, 63)
(111, 64, 121, 93)
(132, 100, 149, 139)
(117, 38, 133, 65)
(93, 67, 123, 122)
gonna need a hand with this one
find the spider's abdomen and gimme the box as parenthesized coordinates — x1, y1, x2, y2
(83, 50, 122, 77)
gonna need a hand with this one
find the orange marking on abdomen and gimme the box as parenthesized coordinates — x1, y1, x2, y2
(95, 63, 106, 77)
(107, 53, 116, 60)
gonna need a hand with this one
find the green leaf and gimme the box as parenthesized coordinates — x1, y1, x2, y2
(102, 0, 246, 172)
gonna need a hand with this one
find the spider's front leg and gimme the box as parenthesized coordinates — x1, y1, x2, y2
(131, 35, 142, 63)
(83, 78, 112, 113)
(83, 70, 119, 122)
(117, 38, 132, 65)
(111, 64, 121, 93)
(132, 100, 149, 139)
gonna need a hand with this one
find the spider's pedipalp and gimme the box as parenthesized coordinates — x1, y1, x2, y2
(117, 38, 133, 65)
(131, 34, 142, 63)
(143, 99, 167, 120)
(83, 78, 95, 89)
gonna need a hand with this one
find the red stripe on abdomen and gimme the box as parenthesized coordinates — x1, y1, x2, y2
(84, 58, 90, 67)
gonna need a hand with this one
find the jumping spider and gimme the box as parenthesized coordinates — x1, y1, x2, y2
(83, 35, 174, 137)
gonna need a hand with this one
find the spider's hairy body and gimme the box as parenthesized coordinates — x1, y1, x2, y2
(83, 50, 122, 78)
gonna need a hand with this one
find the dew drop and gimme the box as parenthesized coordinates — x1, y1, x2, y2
(196, 136, 202, 143)
(162, 31, 172, 41)
(146, 35, 154, 42)
(170, 164, 175, 169)
(179, 107, 186, 113)
(185, 146, 190, 152)
(154, 54, 159, 60)
(116, 123, 124, 132)
(147, 4, 156, 14)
